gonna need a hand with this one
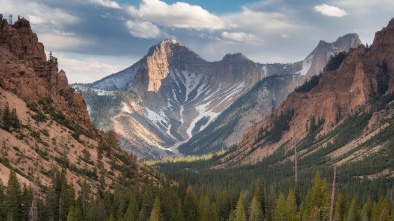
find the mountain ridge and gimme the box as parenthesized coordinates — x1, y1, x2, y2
(75, 33, 361, 159)
(214, 18, 394, 169)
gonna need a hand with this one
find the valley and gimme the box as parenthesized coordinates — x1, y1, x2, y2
(0, 3, 394, 221)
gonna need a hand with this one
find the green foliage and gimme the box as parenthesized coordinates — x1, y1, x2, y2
(294, 74, 322, 93)
(325, 51, 347, 71)
(1, 104, 20, 131)
(255, 109, 294, 144)
(235, 194, 247, 221)
(149, 197, 163, 221)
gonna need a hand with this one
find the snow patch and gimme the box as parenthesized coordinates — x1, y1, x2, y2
(262, 65, 268, 76)
(298, 54, 313, 76)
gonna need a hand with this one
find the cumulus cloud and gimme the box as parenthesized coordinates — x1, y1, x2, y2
(89, 0, 121, 9)
(39, 32, 94, 51)
(2, 1, 79, 26)
(126, 20, 163, 39)
(223, 8, 300, 36)
(314, 4, 347, 17)
(127, 0, 225, 30)
(57, 55, 128, 83)
(221, 32, 262, 44)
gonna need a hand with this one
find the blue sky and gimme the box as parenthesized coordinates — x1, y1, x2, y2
(2, 0, 394, 83)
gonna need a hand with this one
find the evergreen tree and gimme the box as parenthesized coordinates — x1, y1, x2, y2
(265, 185, 277, 221)
(249, 196, 263, 221)
(210, 202, 219, 221)
(199, 194, 210, 221)
(346, 197, 360, 221)
(184, 186, 199, 221)
(3, 104, 10, 130)
(148, 197, 163, 221)
(5, 171, 21, 221)
(123, 195, 139, 221)
(273, 193, 287, 221)
(10, 108, 19, 129)
(235, 194, 247, 221)
(360, 197, 372, 221)
(67, 205, 82, 221)
(286, 189, 298, 221)
(378, 202, 389, 221)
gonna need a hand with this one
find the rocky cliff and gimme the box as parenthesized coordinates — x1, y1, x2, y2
(76, 34, 361, 159)
(0, 17, 91, 128)
(177, 34, 361, 155)
(0, 16, 163, 194)
(216, 18, 394, 168)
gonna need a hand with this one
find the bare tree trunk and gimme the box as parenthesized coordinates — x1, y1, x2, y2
(294, 144, 298, 184)
(329, 167, 337, 221)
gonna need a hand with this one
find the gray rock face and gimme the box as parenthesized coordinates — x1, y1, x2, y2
(73, 35, 361, 159)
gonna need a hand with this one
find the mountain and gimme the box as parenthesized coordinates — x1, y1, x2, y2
(176, 34, 361, 155)
(0, 17, 162, 194)
(214, 18, 394, 174)
(75, 35, 361, 159)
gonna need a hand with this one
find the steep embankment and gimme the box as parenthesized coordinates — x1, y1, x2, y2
(216, 18, 394, 175)
(178, 34, 361, 155)
(76, 34, 360, 159)
(0, 17, 162, 194)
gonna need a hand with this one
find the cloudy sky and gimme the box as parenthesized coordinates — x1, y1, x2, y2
(2, 0, 394, 83)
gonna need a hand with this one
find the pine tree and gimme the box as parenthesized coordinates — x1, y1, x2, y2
(378, 202, 389, 221)
(210, 202, 219, 221)
(265, 185, 277, 221)
(286, 189, 298, 221)
(10, 108, 19, 129)
(346, 197, 360, 221)
(249, 196, 263, 221)
(123, 195, 139, 221)
(3, 104, 10, 130)
(273, 193, 287, 221)
(235, 194, 247, 221)
(199, 194, 210, 221)
(360, 197, 371, 221)
(148, 197, 163, 221)
(184, 186, 199, 221)
(5, 171, 21, 221)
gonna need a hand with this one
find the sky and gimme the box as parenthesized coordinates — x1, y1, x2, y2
(2, 0, 394, 83)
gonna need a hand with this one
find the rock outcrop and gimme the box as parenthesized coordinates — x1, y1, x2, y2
(216, 18, 394, 167)
(76, 34, 361, 159)
(0, 16, 91, 127)
(0, 16, 163, 194)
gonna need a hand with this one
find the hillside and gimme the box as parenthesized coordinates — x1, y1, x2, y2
(74, 34, 360, 159)
(214, 17, 394, 179)
(0, 16, 162, 196)
(178, 35, 361, 155)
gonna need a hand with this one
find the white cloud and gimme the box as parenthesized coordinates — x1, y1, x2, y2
(38, 32, 94, 51)
(221, 32, 262, 44)
(281, 34, 290, 39)
(126, 20, 163, 39)
(57, 55, 128, 83)
(314, 4, 347, 17)
(223, 8, 301, 36)
(127, 0, 225, 30)
(89, 0, 121, 9)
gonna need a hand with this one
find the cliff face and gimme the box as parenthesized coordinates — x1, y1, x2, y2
(217, 18, 394, 167)
(76, 34, 361, 159)
(0, 17, 162, 194)
(0, 17, 91, 128)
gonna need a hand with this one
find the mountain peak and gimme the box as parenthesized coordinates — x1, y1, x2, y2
(160, 38, 185, 46)
(222, 53, 250, 62)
